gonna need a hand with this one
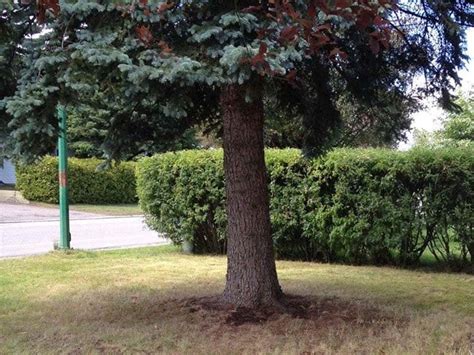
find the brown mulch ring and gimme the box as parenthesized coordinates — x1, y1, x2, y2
(181, 294, 404, 328)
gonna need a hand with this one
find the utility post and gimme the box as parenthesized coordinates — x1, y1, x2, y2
(57, 104, 71, 249)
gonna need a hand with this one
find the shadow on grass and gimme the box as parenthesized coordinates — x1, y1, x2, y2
(33, 286, 405, 335)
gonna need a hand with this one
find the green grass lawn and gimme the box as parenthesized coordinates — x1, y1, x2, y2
(32, 202, 142, 216)
(1, 246, 473, 354)
(68, 203, 142, 215)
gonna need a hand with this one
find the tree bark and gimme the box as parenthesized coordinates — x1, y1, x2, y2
(220, 83, 283, 308)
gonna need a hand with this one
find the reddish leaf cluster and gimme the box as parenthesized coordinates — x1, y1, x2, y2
(243, 0, 395, 79)
(158, 40, 173, 54)
(241, 42, 271, 73)
(114, 0, 175, 18)
(37, 0, 60, 23)
(282, 1, 392, 62)
(135, 25, 154, 46)
(250, 42, 269, 66)
(280, 26, 299, 43)
(277, 0, 393, 54)
(135, 25, 172, 55)
(158, 1, 175, 14)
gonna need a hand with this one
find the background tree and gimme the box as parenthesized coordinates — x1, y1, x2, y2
(264, 87, 417, 149)
(443, 89, 474, 142)
(414, 88, 474, 147)
(3, 0, 474, 308)
(0, 1, 38, 158)
(67, 102, 199, 159)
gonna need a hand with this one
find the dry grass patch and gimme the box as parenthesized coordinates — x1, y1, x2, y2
(0, 246, 473, 354)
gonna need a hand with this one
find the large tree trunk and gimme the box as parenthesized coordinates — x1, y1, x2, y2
(220, 83, 283, 308)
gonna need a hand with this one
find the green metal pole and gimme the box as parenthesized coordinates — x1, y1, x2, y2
(57, 104, 71, 249)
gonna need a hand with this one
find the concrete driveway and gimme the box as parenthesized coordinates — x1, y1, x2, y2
(0, 203, 168, 258)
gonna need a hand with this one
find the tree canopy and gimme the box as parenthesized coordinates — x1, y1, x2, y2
(1, 0, 472, 160)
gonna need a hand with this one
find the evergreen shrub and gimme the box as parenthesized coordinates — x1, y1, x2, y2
(137, 147, 473, 268)
(17, 157, 136, 204)
(308, 148, 473, 267)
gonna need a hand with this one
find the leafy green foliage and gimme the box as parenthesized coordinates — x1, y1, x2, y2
(137, 147, 473, 268)
(309, 148, 473, 267)
(414, 89, 474, 148)
(443, 89, 474, 142)
(16, 157, 137, 204)
(136, 149, 304, 254)
(136, 149, 227, 253)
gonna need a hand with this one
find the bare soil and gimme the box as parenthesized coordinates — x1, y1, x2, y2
(183, 294, 402, 328)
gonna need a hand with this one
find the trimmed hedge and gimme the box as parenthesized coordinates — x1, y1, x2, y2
(136, 149, 305, 254)
(137, 149, 227, 253)
(308, 148, 473, 266)
(17, 157, 137, 204)
(136, 147, 473, 268)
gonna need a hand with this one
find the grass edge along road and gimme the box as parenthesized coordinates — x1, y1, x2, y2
(1, 245, 473, 354)
(31, 202, 143, 216)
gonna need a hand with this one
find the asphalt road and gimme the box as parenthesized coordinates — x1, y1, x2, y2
(0, 203, 168, 258)
(0, 202, 105, 223)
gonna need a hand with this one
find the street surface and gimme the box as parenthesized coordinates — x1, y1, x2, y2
(0, 202, 106, 223)
(0, 203, 168, 258)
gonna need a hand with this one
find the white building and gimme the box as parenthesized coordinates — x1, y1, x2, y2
(0, 159, 16, 185)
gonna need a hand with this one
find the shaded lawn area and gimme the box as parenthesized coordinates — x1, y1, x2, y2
(31, 202, 142, 216)
(0, 246, 473, 354)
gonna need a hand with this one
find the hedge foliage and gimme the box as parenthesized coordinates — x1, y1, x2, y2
(308, 148, 473, 267)
(137, 147, 473, 268)
(17, 157, 137, 204)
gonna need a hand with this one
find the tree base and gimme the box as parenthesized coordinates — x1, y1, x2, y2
(222, 283, 284, 309)
(181, 293, 398, 327)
